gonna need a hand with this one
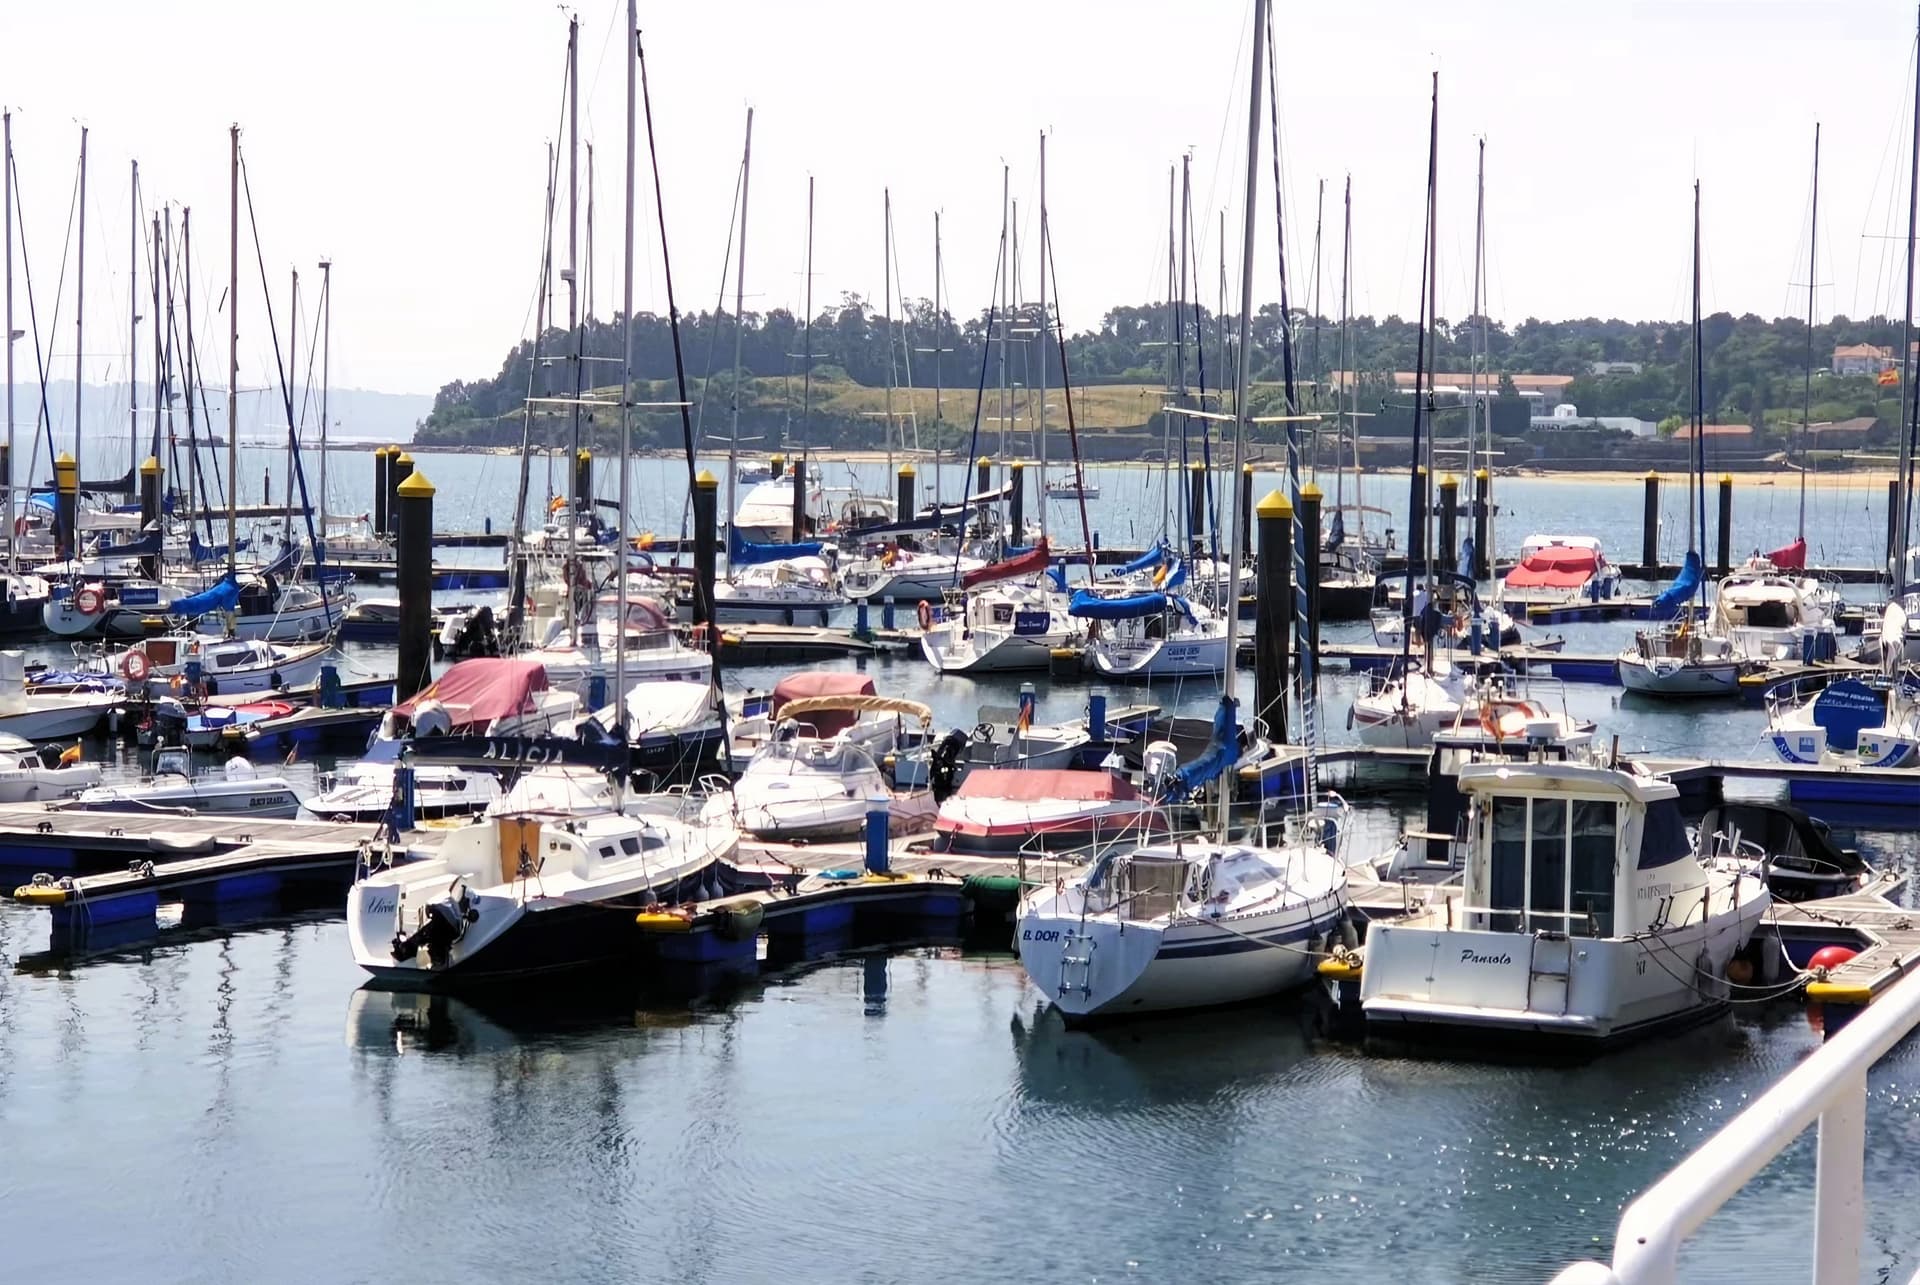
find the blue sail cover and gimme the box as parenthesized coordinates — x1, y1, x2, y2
(1651, 549, 1703, 618)
(1164, 698, 1239, 801)
(98, 529, 163, 558)
(189, 533, 248, 563)
(1068, 588, 1168, 620)
(168, 573, 241, 618)
(1118, 541, 1169, 576)
(727, 524, 823, 567)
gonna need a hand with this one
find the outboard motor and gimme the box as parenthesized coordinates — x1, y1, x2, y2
(929, 727, 970, 803)
(1140, 739, 1180, 799)
(390, 887, 478, 966)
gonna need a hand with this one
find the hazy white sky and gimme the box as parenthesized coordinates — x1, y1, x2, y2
(2, 0, 1917, 399)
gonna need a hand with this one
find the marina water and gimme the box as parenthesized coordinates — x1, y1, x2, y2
(0, 452, 1916, 1281)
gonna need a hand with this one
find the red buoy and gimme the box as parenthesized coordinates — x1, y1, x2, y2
(1809, 945, 1858, 972)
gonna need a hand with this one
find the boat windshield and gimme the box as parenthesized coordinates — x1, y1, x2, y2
(1483, 796, 1616, 937)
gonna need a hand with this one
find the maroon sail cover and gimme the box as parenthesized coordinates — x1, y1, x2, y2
(1766, 537, 1806, 570)
(961, 538, 1051, 589)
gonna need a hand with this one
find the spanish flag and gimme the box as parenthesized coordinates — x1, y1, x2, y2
(1878, 367, 1901, 387)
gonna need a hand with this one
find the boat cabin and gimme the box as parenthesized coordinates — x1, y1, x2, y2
(1458, 761, 1709, 940)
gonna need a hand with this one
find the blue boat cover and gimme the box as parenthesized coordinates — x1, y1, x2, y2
(1068, 588, 1168, 620)
(1651, 549, 1702, 618)
(169, 573, 241, 618)
(1164, 697, 1239, 801)
(1118, 541, 1169, 576)
(727, 524, 824, 566)
(98, 529, 163, 559)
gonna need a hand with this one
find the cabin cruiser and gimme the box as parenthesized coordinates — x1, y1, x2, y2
(727, 672, 909, 760)
(533, 599, 710, 698)
(932, 768, 1165, 855)
(706, 693, 936, 842)
(1357, 755, 1772, 1054)
(112, 634, 332, 697)
(894, 705, 1092, 791)
(1351, 663, 1593, 751)
(1015, 801, 1353, 1021)
(1764, 673, 1920, 769)
(0, 650, 119, 741)
(840, 544, 986, 603)
(1710, 558, 1836, 662)
(1500, 534, 1621, 605)
(65, 747, 302, 819)
(346, 767, 738, 986)
(305, 739, 503, 823)
(731, 468, 820, 543)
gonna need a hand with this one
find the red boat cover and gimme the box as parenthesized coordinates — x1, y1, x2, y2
(962, 538, 1051, 589)
(771, 672, 876, 737)
(1505, 544, 1599, 589)
(394, 658, 551, 729)
(952, 768, 1140, 802)
(1766, 537, 1807, 570)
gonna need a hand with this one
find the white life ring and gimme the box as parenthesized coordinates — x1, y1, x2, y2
(120, 650, 152, 683)
(75, 586, 106, 617)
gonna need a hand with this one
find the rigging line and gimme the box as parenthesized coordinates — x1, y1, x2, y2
(691, 154, 745, 453)
(1041, 211, 1095, 582)
(953, 217, 1006, 582)
(11, 145, 70, 487)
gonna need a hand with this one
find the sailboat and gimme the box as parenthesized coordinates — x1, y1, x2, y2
(1619, 184, 1743, 697)
(1318, 175, 1378, 622)
(1016, 0, 1351, 1021)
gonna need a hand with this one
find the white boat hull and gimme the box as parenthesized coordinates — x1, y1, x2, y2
(69, 774, 302, 818)
(1086, 632, 1229, 679)
(0, 694, 119, 741)
(1617, 654, 1742, 696)
(920, 626, 1067, 674)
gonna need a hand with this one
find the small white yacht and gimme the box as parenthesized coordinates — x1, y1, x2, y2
(114, 634, 332, 697)
(713, 556, 843, 625)
(1710, 557, 1835, 661)
(66, 748, 302, 819)
(1351, 664, 1592, 751)
(921, 547, 1074, 674)
(1075, 572, 1231, 679)
(0, 733, 100, 801)
(1357, 756, 1772, 1053)
(1500, 534, 1621, 605)
(347, 767, 738, 985)
(1015, 803, 1353, 1021)
(840, 546, 986, 603)
(1617, 618, 1743, 697)
(306, 740, 503, 824)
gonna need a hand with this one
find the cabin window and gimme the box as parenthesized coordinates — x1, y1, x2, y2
(1487, 797, 1528, 932)
(1570, 800, 1617, 937)
(1527, 797, 1568, 930)
(619, 835, 641, 855)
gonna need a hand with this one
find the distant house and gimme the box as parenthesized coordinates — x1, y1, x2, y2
(1806, 416, 1879, 439)
(1669, 423, 1753, 440)
(1832, 344, 1894, 376)
(1588, 360, 1644, 376)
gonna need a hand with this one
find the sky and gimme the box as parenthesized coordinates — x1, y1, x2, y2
(2, 0, 1918, 401)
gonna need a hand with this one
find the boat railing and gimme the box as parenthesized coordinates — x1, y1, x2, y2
(1547, 965, 1920, 1285)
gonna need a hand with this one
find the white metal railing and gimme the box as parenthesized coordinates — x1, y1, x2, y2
(1548, 967, 1920, 1284)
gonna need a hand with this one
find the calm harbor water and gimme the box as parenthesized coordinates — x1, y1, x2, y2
(0, 454, 1916, 1282)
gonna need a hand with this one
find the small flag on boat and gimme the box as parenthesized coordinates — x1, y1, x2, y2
(58, 742, 81, 767)
(285, 744, 299, 765)
(1879, 367, 1901, 387)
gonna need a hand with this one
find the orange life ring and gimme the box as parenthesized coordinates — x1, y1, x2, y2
(917, 600, 933, 631)
(75, 586, 106, 617)
(120, 649, 152, 682)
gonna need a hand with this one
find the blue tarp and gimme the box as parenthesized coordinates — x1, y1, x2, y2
(728, 525, 823, 566)
(190, 533, 249, 563)
(1165, 697, 1238, 801)
(1068, 588, 1168, 620)
(1117, 541, 1168, 576)
(169, 573, 241, 618)
(1326, 510, 1345, 550)
(1651, 549, 1702, 618)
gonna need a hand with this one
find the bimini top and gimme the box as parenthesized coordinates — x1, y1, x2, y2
(394, 657, 550, 729)
(1505, 544, 1600, 590)
(952, 768, 1139, 802)
(777, 694, 932, 728)
(1457, 759, 1678, 805)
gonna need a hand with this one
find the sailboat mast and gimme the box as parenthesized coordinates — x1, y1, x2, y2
(76, 127, 87, 496)
(615, 0, 638, 744)
(184, 206, 203, 544)
(129, 160, 139, 473)
(1470, 140, 1484, 513)
(1692, 180, 1705, 616)
(227, 125, 239, 577)
(151, 215, 161, 462)
(882, 185, 895, 486)
(728, 109, 753, 529)
(1337, 174, 1350, 527)
(802, 176, 814, 464)
(4, 110, 14, 576)
(564, 14, 582, 644)
(1799, 124, 1819, 541)
(1346, 179, 1363, 546)
(1900, 8, 1920, 593)
(1218, 0, 1268, 837)
(318, 258, 331, 532)
(286, 270, 298, 532)
(1037, 132, 1049, 541)
(932, 210, 942, 423)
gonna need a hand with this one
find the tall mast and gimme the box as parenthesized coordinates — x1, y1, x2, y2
(4, 111, 14, 575)
(1689, 181, 1702, 573)
(1469, 138, 1485, 538)
(129, 160, 139, 474)
(1037, 133, 1049, 540)
(932, 210, 942, 423)
(150, 214, 161, 463)
(184, 206, 202, 542)
(801, 176, 813, 458)
(318, 258, 331, 532)
(615, 0, 638, 743)
(286, 270, 297, 532)
(75, 127, 87, 494)
(564, 14, 582, 644)
(1218, 0, 1267, 837)
(1799, 123, 1819, 540)
(882, 186, 895, 484)
(997, 165, 1009, 464)
(1310, 177, 1324, 466)
(1336, 174, 1351, 531)
(1900, 5, 1920, 593)
(227, 125, 239, 577)
(727, 109, 753, 528)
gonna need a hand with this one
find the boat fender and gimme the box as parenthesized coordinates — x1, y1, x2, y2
(713, 899, 765, 941)
(120, 650, 152, 683)
(917, 600, 933, 631)
(1808, 945, 1857, 975)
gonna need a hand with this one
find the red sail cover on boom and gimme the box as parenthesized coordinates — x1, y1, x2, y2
(1766, 537, 1806, 570)
(962, 538, 1051, 589)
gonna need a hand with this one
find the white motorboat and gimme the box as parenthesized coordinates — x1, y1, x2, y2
(66, 748, 302, 818)
(1710, 557, 1836, 661)
(306, 740, 502, 823)
(0, 734, 100, 801)
(1764, 673, 1920, 769)
(933, 768, 1165, 855)
(535, 599, 710, 697)
(893, 707, 1091, 791)
(0, 650, 119, 740)
(922, 581, 1074, 673)
(1358, 755, 1773, 1053)
(731, 471, 819, 543)
(1015, 811, 1353, 1021)
(346, 767, 738, 985)
(1617, 618, 1743, 696)
(1499, 534, 1622, 604)
(1351, 664, 1593, 750)
(114, 634, 332, 698)
(712, 556, 843, 625)
(840, 547, 985, 602)
(1046, 477, 1100, 500)
(706, 693, 937, 842)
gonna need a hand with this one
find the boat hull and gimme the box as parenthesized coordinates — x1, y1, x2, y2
(1617, 656, 1742, 696)
(921, 627, 1066, 674)
(1086, 634, 1229, 679)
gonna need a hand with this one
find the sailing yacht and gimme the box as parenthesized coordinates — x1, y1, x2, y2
(920, 542, 1075, 674)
